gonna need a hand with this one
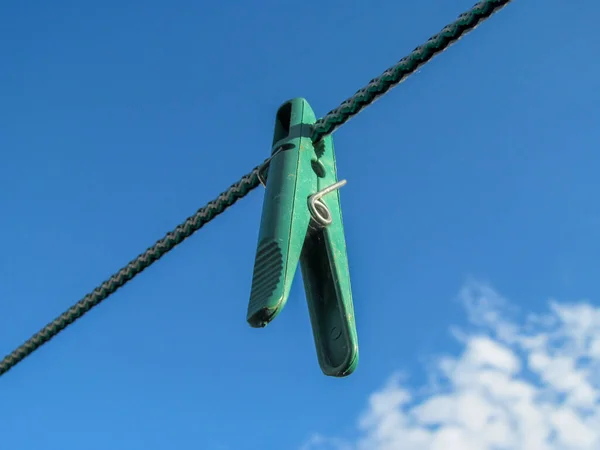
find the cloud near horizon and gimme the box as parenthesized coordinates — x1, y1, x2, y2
(303, 281, 600, 450)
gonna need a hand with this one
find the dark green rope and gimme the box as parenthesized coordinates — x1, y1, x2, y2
(0, 0, 512, 378)
(0, 164, 264, 376)
(312, 0, 513, 142)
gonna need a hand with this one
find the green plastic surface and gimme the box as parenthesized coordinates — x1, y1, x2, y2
(299, 133, 359, 377)
(247, 98, 359, 377)
(247, 99, 315, 328)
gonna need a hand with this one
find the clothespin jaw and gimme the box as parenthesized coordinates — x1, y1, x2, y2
(248, 97, 359, 377)
(247, 98, 316, 328)
(299, 135, 359, 377)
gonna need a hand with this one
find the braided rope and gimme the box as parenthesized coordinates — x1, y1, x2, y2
(0, 0, 512, 378)
(0, 163, 265, 376)
(312, 0, 513, 142)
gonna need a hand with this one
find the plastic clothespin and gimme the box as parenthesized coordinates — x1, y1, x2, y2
(247, 98, 359, 377)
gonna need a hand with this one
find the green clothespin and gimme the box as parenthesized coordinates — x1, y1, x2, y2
(247, 98, 359, 377)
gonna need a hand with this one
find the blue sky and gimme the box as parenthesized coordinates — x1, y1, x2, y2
(2, 1, 600, 449)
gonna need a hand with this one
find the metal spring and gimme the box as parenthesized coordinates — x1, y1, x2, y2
(307, 180, 347, 228)
(257, 146, 284, 187)
(257, 147, 347, 228)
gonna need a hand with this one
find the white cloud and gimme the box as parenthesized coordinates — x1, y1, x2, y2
(303, 281, 600, 450)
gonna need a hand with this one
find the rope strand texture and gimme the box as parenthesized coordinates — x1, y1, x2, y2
(311, 0, 513, 142)
(0, 163, 264, 376)
(0, 0, 512, 378)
